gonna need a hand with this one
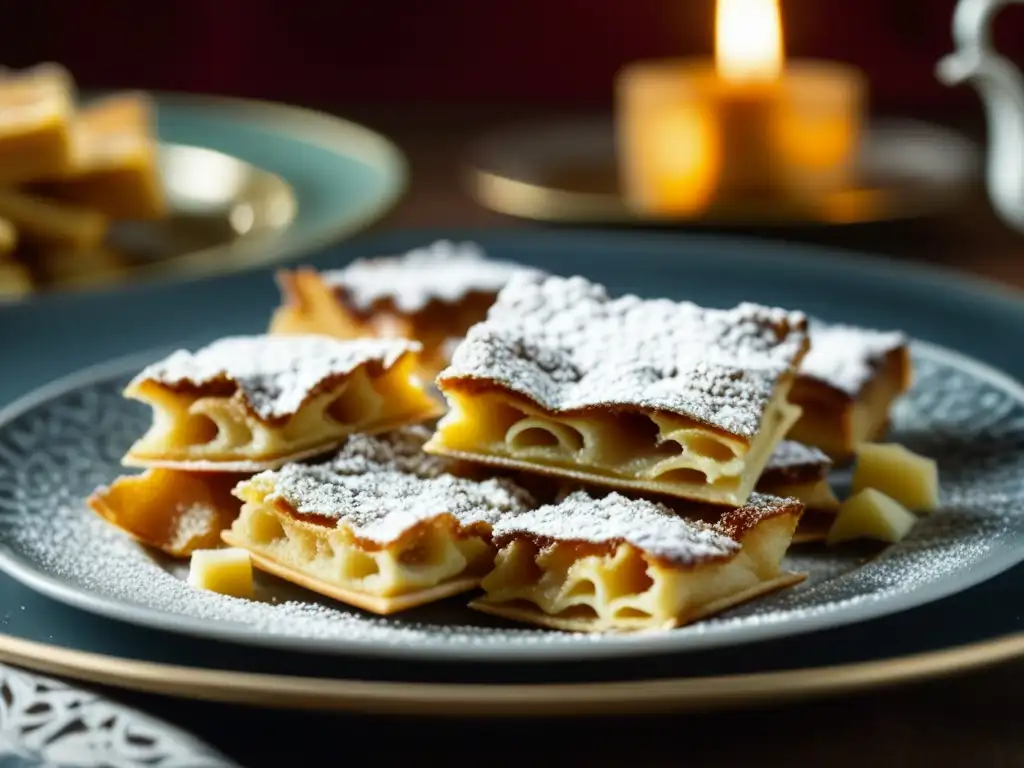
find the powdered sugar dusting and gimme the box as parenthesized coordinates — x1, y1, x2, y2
(492, 490, 741, 565)
(715, 492, 801, 540)
(1, 314, 1022, 658)
(247, 428, 534, 544)
(324, 426, 449, 477)
(801, 322, 907, 396)
(323, 240, 539, 314)
(129, 335, 419, 421)
(169, 503, 216, 551)
(440, 273, 808, 437)
(765, 440, 831, 472)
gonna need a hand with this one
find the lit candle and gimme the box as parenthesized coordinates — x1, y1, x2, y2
(616, 0, 865, 215)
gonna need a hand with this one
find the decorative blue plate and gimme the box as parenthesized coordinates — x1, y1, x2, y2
(0, 229, 1022, 713)
(0, 337, 1019, 663)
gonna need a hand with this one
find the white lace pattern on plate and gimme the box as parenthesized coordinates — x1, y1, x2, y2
(0, 664, 235, 767)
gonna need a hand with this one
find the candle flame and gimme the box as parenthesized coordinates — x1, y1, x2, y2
(715, 0, 784, 83)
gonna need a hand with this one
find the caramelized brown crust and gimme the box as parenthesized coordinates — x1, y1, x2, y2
(759, 462, 826, 485)
(759, 441, 832, 484)
(715, 496, 805, 542)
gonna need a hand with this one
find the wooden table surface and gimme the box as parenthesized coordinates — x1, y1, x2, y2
(88, 107, 1024, 766)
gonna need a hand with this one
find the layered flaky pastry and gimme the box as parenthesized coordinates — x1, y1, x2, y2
(426, 273, 809, 507)
(471, 490, 805, 633)
(757, 440, 839, 543)
(0, 64, 76, 184)
(788, 322, 912, 462)
(88, 469, 246, 557)
(122, 335, 442, 472)
(222, 427, 535, 614)
(538, 440, 836, 545)
(758, 441, 838, 511)
(269, 240, 537, 375)
(36, 92, 166, 220)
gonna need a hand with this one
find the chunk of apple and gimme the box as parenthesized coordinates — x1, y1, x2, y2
(187, 547, 253, 598)
(826, 488, 917, 546)
(851, 442, 939, 513)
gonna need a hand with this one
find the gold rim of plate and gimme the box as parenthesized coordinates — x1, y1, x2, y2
(1, 92, 407, 302)
(0, 630, 1019, 715)
(465, 117, 980, 227)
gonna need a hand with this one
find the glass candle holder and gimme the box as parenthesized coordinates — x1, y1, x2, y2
(616, 59, 866, 216)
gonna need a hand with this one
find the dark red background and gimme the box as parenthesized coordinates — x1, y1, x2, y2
(5, 0, 1024, 114)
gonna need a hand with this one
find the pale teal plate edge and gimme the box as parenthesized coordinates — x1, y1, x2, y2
(10, 91, 407, 302)
(150, 92, 407, 266)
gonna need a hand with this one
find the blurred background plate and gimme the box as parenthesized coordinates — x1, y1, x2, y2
(466, 116, 981, 227)
(1, 92, 406, 302)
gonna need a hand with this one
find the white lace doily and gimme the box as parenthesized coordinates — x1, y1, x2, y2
(0, 663, 235, 767)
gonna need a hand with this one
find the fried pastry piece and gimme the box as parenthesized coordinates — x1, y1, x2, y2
(223, 427, 535, 614)
(543, 440, 835, 543)
(757, 440, 839, 543)
(37, 92, 166, 220)
(0, 63, 76, 183)
(426, 272, 809, 507)
(758, 441, 838, 511)
(788, 322, 911, 462)
(88, 469, 247, 557)
(0, 217, 16, 259)
(33, 245, 130, 288)
(270, 240, 535, 375)
(122, 335, 442, 471)
(0, 189, 107, 249)
(471, 490, 805, 633)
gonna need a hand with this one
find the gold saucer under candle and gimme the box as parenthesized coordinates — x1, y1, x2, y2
(464, 116, 978, 227)
(617, 59, 865, 217)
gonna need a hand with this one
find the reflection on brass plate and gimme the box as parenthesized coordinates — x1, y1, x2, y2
(1, 143, 296, 300)
(466, 117, 981, 227)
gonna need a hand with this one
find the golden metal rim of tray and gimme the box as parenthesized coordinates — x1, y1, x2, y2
(0, 630, 1019, 716)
